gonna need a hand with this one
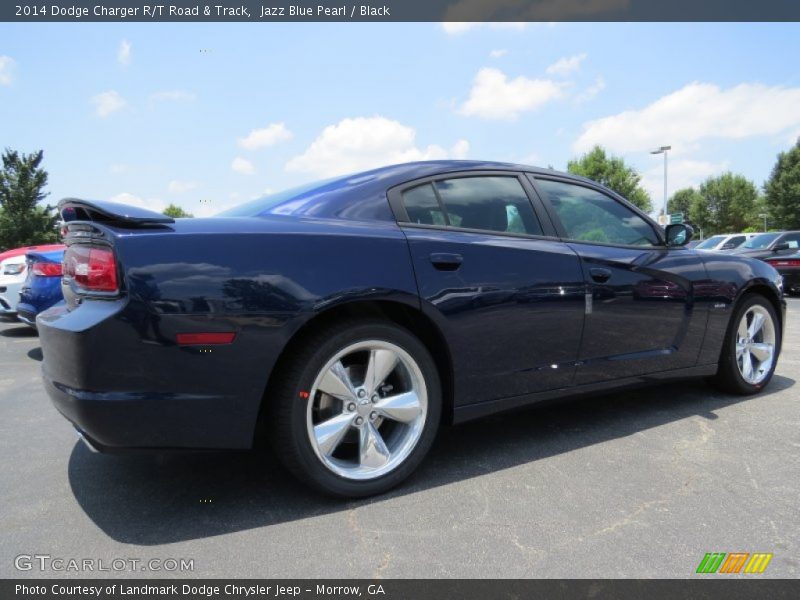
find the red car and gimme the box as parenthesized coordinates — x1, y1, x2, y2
(0, 244, 64, 264)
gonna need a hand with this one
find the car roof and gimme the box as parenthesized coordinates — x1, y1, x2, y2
(220, 160, 609, 222)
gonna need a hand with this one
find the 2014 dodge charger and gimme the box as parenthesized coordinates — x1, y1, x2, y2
(38, 161, 785, 497)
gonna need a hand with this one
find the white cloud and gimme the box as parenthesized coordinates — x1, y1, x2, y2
(286, 116, 470, 178)
(91, 90, 126, 117)
(109, 192, 165, 213)
(0, 56, 15, 85)
(546, 53, 587, 76)
(118, 39, 131, 66)
(451, 139, 470, 159)
(641, 158, 727, 206)
(231, 157, 256, 175)
(444, 0, 629, 21)
(168, 180, 198, 194)
(574, 76, 606, 104)
(238, 123, 293, 150)
(458, 68, 565, 120)
(574, 82, 800, 154)
(489, 49, 508, 58)
(149, 90, 196, 105)
(441, 22, 528, 35)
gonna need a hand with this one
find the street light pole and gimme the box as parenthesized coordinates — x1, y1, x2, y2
(650, 145, 671, 223)
(758, 212, 768, 232)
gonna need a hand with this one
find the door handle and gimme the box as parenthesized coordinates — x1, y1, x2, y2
(589, 267, 612, 283)
(430, 253, 463, 271)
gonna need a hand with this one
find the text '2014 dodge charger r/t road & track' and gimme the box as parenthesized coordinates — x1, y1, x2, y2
(37, 161, 786, 497)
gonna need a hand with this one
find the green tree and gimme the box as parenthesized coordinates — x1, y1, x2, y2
(764, 139, 800, 230)
(567, 145, 652, 212)
(0, 149, 58, 250)
(668, 187, 702, 219)
(162, 203, 194, 218)
(697, 172, 760, 234)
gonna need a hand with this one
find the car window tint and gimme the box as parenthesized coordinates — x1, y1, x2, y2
(536, 179, 660, 246)
(402, 184, 447, 226)
(433, 176, 543, 236)
(781, 233, 800, 248)
(696, 235, 725, 250)
(726, 236, 746, 247)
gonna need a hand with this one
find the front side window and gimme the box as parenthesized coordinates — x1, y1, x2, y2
(401, 176, 543, 236)
(535, 179, 660, 247)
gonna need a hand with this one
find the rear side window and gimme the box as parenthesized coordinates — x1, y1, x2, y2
(401, 176, 543, 236)
(536, 179, 660, 247)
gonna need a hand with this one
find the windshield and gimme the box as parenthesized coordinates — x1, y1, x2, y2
(696, 235, 725, 250)
(742, 232, 780, 249)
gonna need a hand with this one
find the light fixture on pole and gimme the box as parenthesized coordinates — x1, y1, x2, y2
(650, 145, 671, 224)
(758, 212, 768, 232)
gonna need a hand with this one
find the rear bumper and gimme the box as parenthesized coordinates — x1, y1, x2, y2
(37, 299, 277, 451)
(0, 280, 24, 316)
(43, 372, 240, 451)
(780, 271, 800, 294)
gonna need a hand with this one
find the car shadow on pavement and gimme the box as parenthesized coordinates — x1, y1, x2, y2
(67, 374, 795, 546)
(0, 324, 37, 337)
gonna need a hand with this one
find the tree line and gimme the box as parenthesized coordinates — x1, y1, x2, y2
(568, 142, 800, 237)
(1, 141, 798, 251)
(0, 148, 193, 251)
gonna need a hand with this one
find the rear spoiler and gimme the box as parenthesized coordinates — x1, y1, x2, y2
(58, 198, 174, 226)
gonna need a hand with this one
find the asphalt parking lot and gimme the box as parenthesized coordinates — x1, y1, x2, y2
(1, 299, 798, 579)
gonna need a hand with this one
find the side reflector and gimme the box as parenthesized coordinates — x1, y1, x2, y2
(176, 332, 236, 346)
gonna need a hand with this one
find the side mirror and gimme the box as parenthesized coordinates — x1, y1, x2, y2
(665, 223, 693, 247)
(772, 242, 790, 252)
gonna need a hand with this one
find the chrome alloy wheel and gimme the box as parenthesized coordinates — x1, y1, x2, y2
(735, 305, 776, 385)
(306, 340, 428, 480)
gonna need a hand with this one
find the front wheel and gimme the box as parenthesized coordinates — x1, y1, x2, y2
(271, 319, 441, 497)
(710, 294, 780, 395)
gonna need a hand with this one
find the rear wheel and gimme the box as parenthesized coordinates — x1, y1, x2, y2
(271, 319, 441, 497)
(711, 294, 780, 395)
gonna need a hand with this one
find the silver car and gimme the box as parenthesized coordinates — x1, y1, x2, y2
(0, 255, 28, 318)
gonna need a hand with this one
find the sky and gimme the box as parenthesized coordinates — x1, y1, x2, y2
(1, 22, 799, 217)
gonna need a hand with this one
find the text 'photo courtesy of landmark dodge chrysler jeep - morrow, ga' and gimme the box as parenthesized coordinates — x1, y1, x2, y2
(38, 161, 785, 497)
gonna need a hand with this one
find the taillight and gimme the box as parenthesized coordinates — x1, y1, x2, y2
(767, 259, 800, 267)
(63, 245, 118, 292)
(32, 262, 63, 277)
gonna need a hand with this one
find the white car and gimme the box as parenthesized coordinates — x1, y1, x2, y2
(0, 255, 28, 318)
(694, 233, 757, 252)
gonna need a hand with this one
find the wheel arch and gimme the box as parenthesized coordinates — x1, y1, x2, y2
(252, 299, 455, 446)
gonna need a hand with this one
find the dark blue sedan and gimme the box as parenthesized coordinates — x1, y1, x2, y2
(17, 249, 65, 328)
(37, 161, 785, 497)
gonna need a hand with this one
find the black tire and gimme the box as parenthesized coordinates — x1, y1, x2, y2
(710, 293, 780, 395)
(269, 318, 442, 497)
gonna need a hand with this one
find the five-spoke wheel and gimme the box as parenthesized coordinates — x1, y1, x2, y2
(712, 294, 780, 394)
(271, 319, 441, 497)
(307, 341, 427, 480)
(734, 304, 776, 385)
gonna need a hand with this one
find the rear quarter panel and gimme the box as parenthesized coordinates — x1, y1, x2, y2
(43, 216, 420, 448)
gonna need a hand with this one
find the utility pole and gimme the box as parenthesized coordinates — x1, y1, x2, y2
(650, 146, 671, 223)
